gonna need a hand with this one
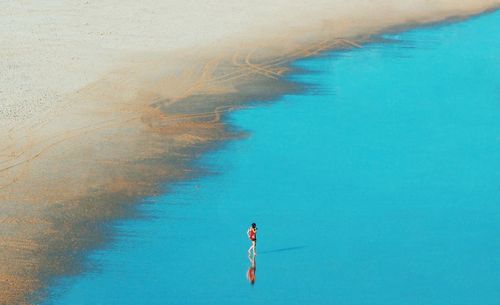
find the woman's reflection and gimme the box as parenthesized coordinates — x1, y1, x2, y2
(247, 254, 256, 285)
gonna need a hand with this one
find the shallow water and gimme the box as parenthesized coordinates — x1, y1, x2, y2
(45, 12, 500, 305)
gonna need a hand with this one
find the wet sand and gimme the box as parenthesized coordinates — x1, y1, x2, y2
(1, 1, 498, 303)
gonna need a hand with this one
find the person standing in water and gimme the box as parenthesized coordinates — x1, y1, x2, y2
(247, 223, 257, 256)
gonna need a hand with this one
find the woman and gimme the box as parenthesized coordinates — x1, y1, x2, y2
(247, 223, 257, 256)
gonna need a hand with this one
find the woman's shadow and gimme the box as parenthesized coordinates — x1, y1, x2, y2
(246, 246, 306, 285)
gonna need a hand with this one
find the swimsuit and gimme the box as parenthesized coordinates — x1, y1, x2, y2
(249, 229, 256, 242)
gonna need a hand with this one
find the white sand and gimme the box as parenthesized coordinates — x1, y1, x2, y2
(1, 0, 498, 128)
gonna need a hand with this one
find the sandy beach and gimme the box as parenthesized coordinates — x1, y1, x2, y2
(1, 1, 498, 303)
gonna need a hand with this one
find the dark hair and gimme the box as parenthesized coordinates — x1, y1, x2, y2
(251, 223, 256, 228)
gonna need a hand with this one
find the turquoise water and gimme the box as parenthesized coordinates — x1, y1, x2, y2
(45, 12, 499, 305)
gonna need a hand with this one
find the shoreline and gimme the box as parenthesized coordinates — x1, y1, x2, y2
(1, 3, 498, 303)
